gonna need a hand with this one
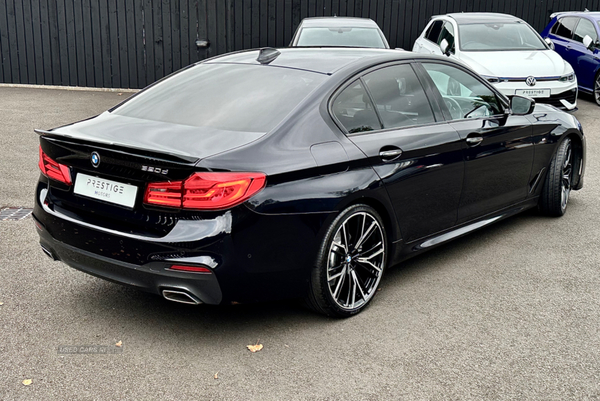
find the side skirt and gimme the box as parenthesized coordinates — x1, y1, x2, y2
(390, 197, 540, 265)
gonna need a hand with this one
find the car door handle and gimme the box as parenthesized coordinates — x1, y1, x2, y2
(379, 148, 403, 161)
(466, 135, 483, 147)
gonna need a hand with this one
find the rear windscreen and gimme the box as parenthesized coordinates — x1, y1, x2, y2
(113, 63, 326, 132)
(296, 27, 386, 48)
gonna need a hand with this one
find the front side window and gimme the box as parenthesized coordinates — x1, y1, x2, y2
(438, 22, 455, 53)
(458, 22, 547, 51)
(113, 63, 325, 133)
(362, 64, 435, 129)
(425, 20, 444, 43)
(296, 27, 386, 48)
(552, 17, 579, 39)
(332, 80, 381, 134)
(573, 18, 598, 43)
(422, 63, 502, 120)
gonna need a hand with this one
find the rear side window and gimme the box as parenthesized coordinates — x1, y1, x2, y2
(113, 63, 325, 133)
(425, 20, 444, 43)
(552, 17, 579, 39)
(332, 80, 382, 134)
(573, 18, 598, 43)
(363, 64, 435, 129)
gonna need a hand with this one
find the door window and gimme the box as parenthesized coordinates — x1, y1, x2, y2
(362, 64, 435, 129)
(332, 80, 382, 134)
(573, 18, 598, 43)
(422, 63, 502, 120)
(425, 20, 444, 43)
(438, 22, 455, 53)
(551, 17, 579, 39)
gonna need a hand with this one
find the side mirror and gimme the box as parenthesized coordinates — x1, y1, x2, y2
(510, 95, 535, 115)
(544, 37, 555, 50)
(440, 39, 450, 56)
(583, 35, 594, 50)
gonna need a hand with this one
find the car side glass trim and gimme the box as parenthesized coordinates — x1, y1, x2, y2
(328, 60, 464, 136)
(345, 120, 454, 137)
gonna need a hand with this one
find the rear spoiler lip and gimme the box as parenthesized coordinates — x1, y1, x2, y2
(34, 128, 200, 165)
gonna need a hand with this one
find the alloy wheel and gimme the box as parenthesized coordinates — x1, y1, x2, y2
(326, 211, 385, 310)
(561, 141, 572, 211)
(595, 74, 600, 106)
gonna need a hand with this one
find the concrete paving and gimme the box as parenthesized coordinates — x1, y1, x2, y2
(0, 87, 599, 400)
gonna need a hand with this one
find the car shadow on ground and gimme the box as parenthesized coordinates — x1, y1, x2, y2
(63, 199, 580, 349)
(577, 92, 597, 107)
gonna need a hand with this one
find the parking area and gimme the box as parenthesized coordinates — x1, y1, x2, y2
(1, 86, 599, 400)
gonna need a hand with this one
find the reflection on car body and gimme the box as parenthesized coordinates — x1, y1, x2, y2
(34, 48, 585, 317)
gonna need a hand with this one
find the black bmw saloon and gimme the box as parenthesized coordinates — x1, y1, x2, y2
(34, 48, 585, 317)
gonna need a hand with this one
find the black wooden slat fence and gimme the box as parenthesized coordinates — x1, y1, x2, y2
(1, 0, 599, 89)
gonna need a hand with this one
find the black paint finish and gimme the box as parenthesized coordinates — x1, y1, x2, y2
(33, 49, 586, 305)
(451, 115, 534, 223)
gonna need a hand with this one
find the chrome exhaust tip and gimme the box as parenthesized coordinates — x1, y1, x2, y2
(162, 289, 202, 305)
(40, 245, 56, 261)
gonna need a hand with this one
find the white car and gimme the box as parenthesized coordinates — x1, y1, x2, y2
(290, 17, 390, 49)
(413, 13, 578, 111)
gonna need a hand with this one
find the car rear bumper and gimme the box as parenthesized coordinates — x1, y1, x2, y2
(36, 227, 223, 304)
(33, 180, 329, 305)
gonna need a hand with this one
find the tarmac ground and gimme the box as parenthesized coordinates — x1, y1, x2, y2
(0, 87, 599, 400)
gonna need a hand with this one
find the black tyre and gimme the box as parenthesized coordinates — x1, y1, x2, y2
(595, 71, 600, 107)
(539, 138, 573, 216)
(306, 204, 387, 317)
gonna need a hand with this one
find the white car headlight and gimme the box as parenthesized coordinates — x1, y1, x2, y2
(559, 73, 575, 83)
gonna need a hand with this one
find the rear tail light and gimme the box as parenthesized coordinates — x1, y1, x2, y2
(168, 264, 212, 274)
(144, 172, 266, 210)
(143, 180, 182, 208)
(38, 146, 72, 185)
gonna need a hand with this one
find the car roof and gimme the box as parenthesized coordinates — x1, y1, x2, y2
(205, 47, 411, 75)
(442, 12, 524, 25)
(299, 17, 380, 28)
(550, 11, 600, 20)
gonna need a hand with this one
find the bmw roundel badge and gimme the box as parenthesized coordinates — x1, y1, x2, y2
(91, 151, 101, 168)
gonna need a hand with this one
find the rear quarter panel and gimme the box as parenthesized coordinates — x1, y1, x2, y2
(527, 105, 585, 196)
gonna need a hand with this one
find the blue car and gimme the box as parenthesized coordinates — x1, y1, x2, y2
(541, 11, 600, 106)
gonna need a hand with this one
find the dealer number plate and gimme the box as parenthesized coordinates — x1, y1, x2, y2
(515, 89, 551, 98)
(73, 173, 138, 208)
